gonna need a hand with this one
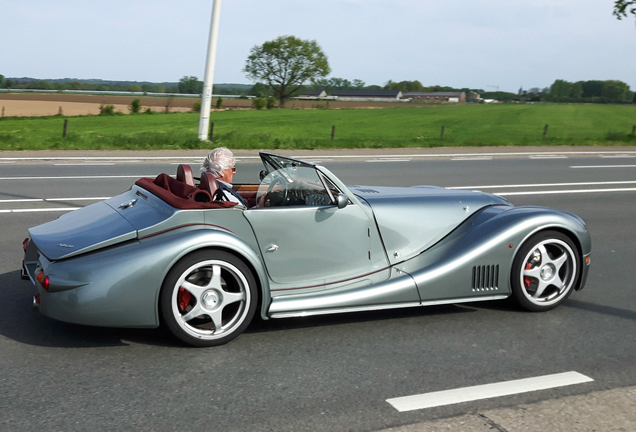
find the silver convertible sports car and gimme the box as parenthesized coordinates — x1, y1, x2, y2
(22, 153, 591, 346)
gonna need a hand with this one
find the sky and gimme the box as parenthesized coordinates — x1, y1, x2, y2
(1, 0, 635, 93)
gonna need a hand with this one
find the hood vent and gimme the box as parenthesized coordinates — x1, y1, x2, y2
(472, 265, 499, 292)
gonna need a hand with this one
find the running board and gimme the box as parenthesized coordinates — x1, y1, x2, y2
(269, 295, 508, 319)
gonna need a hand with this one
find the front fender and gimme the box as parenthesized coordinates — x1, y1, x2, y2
(399, 205, 591, 301)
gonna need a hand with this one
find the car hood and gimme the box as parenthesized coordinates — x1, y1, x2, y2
(349, 185, 511, 265)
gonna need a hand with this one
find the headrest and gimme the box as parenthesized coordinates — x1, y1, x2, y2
(176, 164, 195, 186)
(200, 172, 220, 199)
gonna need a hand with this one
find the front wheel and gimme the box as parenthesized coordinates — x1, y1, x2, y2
(160, 250, 257, 347)
(511, 230, 580, 312)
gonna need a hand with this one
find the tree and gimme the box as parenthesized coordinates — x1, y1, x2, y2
(0, 74, 4, 88)
(614, 0, 636, 22)
(244, 36, 330, 107)
(178, 76, 203, 94)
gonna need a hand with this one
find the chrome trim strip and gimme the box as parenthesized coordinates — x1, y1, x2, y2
(419, 295, 508, 307)
(269, 302, 421, 319)
(269, 295, 509, 319)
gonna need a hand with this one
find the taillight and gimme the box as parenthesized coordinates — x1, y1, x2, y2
(22, 238, 29, 253)
(36, 270, 49, 290)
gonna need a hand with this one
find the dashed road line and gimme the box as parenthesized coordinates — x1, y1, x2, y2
(449, 180, 636, 190)
(0, 207, 80, 213)
(386, 371, 593, 412)
(0, 175, 162, 180)
(495, 187, 636, 196)
(571, 165, 636, 169)
(451, 157, 493, 161)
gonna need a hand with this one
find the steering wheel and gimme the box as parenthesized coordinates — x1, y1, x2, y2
(265, 175, 289, 206)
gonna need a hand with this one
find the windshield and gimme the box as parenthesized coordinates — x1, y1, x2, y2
(255, 166, 335, 207)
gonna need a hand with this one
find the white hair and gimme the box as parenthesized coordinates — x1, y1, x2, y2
(201, 147, 235, 178)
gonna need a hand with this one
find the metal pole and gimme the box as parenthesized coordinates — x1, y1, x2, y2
(198, 0, 222, 141)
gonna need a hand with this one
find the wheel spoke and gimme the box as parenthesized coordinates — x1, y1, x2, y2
(551, 251, 569, 272)
(537, 244, 549, 262)
(523, 266, 541, 279)
(209, 309, 224, 332)
(181, 302, 206, 322)
(207, 265, 223, 290)
(532, 279, 550, 299)
(181, 280, 206, 299)
(222, 290, 246, 305)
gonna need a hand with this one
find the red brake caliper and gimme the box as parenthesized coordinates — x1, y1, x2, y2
(524, 263, 532, 288)
(178, 286, 192, 312)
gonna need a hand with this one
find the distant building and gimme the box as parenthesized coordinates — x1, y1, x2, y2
(297, 89, 327, 99)
(402, 92, 466, 103)
(331, 89, 403, 101)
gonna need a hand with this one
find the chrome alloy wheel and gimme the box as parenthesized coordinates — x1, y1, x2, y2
(161, 251, 257, 346)
(511, 231, 580, 311)
(172, 260, 250, 339)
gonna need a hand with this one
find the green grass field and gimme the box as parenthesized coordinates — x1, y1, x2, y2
(1, 104, 635, 151)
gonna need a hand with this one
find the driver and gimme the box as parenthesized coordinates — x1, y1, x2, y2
(201, 147, 249, 207)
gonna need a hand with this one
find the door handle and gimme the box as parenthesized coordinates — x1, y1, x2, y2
(267, 244, 279, 252)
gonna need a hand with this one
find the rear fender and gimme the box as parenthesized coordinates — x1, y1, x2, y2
(35, 229, 269, 328)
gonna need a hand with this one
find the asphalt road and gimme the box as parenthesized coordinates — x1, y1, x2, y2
(1, 149, 635, 431)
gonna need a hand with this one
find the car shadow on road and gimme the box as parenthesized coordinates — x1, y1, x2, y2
(245, 303, 476, 334)
(1, 269, 479, 348)
(0, 270, 173, 348)
(564, 299, 636, 321)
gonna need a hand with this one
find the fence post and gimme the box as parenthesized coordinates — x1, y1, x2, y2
(1, 106, 4, 117)
(441, 125, 446, 139)
(331, 125, 336, 140)
(208, 121, 215, 141)
(63, 119, 68, 138)
(543, 124, 549, 139)
(58, 106, 63, 116)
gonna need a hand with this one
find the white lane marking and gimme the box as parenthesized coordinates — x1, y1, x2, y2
(0, 207, 80, 213)
(53, 163, 116, 166)
(451, 157, 492, 161)
(571, 165, 636, 169)
(496, 187, 636, 196)
(529, 155, 568, 159)
(0, 197, 110, 204)
(387, 371, 593, 412)
(0, 161, 15, 164)
(366, 159, 411, 162)
(449, 180, 636, 190)
(46, 197, 112, 201)
(601, 155, 635, 158)
(3, 150, 636, 163)
(0, 175, 163, 180)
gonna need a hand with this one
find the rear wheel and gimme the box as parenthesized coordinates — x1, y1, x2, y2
(160, 250, 257, 347)
(511, 231, 580, 312)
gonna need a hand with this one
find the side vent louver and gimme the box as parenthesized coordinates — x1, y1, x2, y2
(472, 265, 499, 292)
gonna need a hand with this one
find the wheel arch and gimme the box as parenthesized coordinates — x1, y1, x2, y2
(153, 230, 271, 323)
(512, 225, 586, 292)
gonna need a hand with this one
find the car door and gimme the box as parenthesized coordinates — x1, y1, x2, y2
(243, 164, 387, 287)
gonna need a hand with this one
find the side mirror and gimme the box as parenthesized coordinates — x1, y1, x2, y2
(336, 194, 348, 209)
(259, 170, 268, 181)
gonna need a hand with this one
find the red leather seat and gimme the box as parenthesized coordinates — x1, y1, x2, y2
(176, 164, 195, 186)
(199, 172, 220, 200)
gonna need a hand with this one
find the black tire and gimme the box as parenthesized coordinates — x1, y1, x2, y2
(511, 230, 580, 312)
(160, 250, 257, 347)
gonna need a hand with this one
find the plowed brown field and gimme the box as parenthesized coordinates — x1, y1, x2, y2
(0, 92, 417, 117)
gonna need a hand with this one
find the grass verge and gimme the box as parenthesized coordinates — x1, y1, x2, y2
(1, 104, 635, 150)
